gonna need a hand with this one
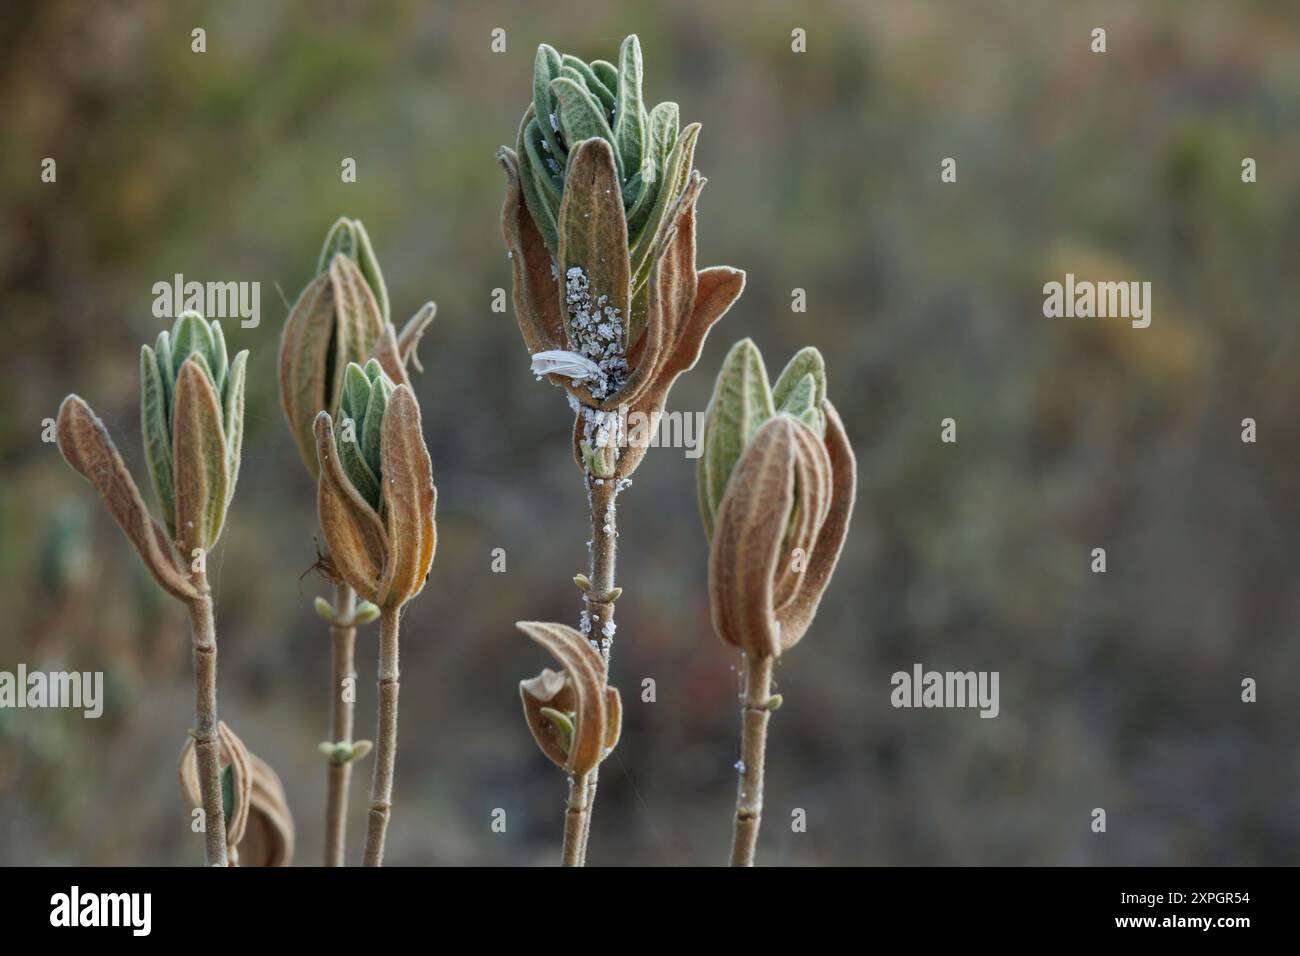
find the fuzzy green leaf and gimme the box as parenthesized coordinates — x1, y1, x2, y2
(772, 347, 827, 411)
(550, 77, 622, 181)
(564, 55, 615, 114)
(170, 312, 215, 382)
(140, 345, 176, 536)
(533, 44, 566, 159)
(700, 339, 774, 538)
(629, 122, 699, 291)
(209, 320, 229, 396)
(613, 35, 646, 186)
(361, 374, 394, 478)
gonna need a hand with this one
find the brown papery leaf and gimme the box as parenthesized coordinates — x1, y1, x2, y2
(377, 386, 436, 608)
(328, 254, 385, 408)
(499, 147, 565, 356)
(177, 720, 252, 857)
(608, 264, 745, 478)
(557, 139, 631, 359)
(240, 752, 295, 867)
(708, 416, 797, 659)
(172, 359, 229, 558)
(56, 395, 196, 602)
(775, 400, 856, 652)
(278, 271, 335, 478)
(516, 621, 612, 777)
(773, 419, 833, 611)
(519, 667, 576, 769)
(367, 323, 411, 390)
(315, 411, 386, 604)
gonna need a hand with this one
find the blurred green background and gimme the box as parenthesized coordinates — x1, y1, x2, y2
(2, 0, 1299, 865)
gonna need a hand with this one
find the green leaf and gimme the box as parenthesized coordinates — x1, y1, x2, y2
(317, 218, 359, 273)
(649, 101, 680, 169)
(523, 117, 563, 204)
(360, 374, 393, 478)
(515, 119, 560, 255)
(613, 35, 646, 186)
(539, 707, 576, 754)
(337, 414, 380, 510)
(341, 362, 372, 423)
(140, 345, 176, 536)
(170, 312, 215, 381)
(566, 55, 615, 115)
(220, 763, 235, 834)
(550, 76, 622, 181)
(700, 339, 774, 538)
(590, 60, 619, 97)
(153, 330, 175, 414)
(350, 219, 391, 324)
(208, 320, 229, 397)
(772, 346, 826, 410)
(629, 122, 699, 292)
(533, 44, 566, 159)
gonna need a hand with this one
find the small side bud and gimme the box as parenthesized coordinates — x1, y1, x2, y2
(314, 596, 336, 622)
(538, 707, 576, 754)
(573, 573, 592, 592)
(354, 601, 380, 624)
(349, 740, 374, 761)
(766, 694, 784, 711)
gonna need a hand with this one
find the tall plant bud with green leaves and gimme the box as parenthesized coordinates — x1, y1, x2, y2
(313, 360, 437, 867)
(140, 311, 247, 556)
(500, 33, 744, 479)
(56, 312, 251, 867)
(696, 339, 856, 866)
(280, 217, 435, 479)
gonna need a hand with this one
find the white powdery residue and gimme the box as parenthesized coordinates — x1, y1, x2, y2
(735, 760, 746, 773)
(616, 478, 633, 493)
(601, 620, 616, 639)
(549, 111, 559, 132)
(579, 609, 591, 636)
(565, 266, 627, 402)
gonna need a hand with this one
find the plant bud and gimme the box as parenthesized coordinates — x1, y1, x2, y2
(706, 403, 856, 659)
(698, 340, 828, 540)
(140, 312, 247, 552)
(517, 622, 621, 777)
(501, 37, 745, 477)
(314, 382, 436, 609)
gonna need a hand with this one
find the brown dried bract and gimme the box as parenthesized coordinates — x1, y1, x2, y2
(708, 402, 856, 658)
(179, 722, 294, 866)
(55, 395, 197, 603)
(517, 622, 622, 777)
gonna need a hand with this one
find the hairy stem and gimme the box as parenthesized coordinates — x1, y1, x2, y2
(324, 582, 357, 866)
(187, 571, 227, 867)
(576, 474, 619, 865)
(561, 772, 592, 867)
(363, 606, 400, 866)
(730, 654, 774, 867)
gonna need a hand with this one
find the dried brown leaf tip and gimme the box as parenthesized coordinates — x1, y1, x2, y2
(314, 372, 436, 609)
(700, 342, 856, 658)
(499, 36, 744, 479)
(179, 721, 294, 867)
(517, 622, 622, 777)
(280, 218, 436, 479)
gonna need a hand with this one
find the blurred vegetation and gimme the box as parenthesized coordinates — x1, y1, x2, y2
(1, 0, 1299, 864)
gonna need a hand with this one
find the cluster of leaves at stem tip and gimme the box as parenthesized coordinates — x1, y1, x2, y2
(333, 359, 396, 511)
(141, 311, 246, 548)
(698, 339, 828, 540)
(517, 34, 699, 279)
